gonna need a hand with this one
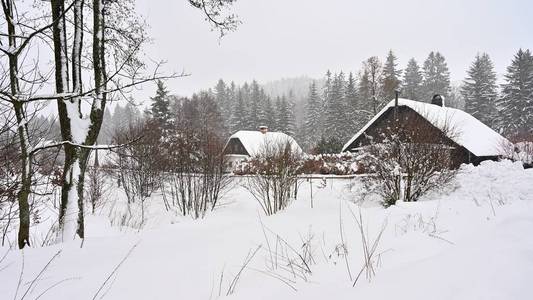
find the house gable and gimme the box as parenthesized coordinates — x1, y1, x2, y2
(343, 98, 511, 159)
(344, 106, 477, 167)
(224, 137, 249, 156)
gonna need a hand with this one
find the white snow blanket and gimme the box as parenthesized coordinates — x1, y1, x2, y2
(1, 160, 532, 299)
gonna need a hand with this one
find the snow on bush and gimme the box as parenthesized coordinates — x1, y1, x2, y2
(234, 151, 363, 175)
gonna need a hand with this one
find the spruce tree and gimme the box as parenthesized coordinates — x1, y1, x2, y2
(286, 90, 297, 136)
(230, 90, 247, 133)
(261, 95, 276, 130)
(461, 53, 498, 128)
(324, 72, 349, 140)
(382, 50, 402, 101)
(150, 80, 171, 128)
(422, 51, 451, 102)
(277, 95, 290, 134)
(498, 49, 533, 137)
(248, 80, 262, 128)
(403, 58, 423, 101)
(303, 81, 322, 148)
(225, 82, 237, 128)
(345, 72, 362, 132)
(274, 96, 282, 132)
(240, 82, 252, 129)
(214, 79, 230, 127)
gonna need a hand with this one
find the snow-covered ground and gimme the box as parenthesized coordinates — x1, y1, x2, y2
(1, 160, 533, 299)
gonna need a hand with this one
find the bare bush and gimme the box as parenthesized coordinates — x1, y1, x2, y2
(112, 120, 163, 225)
(85, 163, 111, 215)
(0, 128, 19, 246)
(360, 112, 459, 206)
(243, 138, 302, 215)
(161, 94, 232, 219)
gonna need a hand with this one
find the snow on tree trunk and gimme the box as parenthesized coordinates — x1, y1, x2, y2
(2, 0, 32, 249)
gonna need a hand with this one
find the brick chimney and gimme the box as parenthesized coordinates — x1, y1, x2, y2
(431, 94, 445, 107)
(259, 126, 268, 134)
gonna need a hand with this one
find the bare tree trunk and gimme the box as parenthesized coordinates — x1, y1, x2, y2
(51, 0, 83, 240)
(1, 0, 32, 249)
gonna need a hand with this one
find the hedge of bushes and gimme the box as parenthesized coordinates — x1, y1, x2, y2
(233, 152, 365, 175)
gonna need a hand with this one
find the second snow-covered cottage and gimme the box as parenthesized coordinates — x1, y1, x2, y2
(223, 126, 302, 167)
(342, 95, 511, 167)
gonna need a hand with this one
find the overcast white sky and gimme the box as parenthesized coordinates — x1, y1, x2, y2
(134, 0, 533, 100)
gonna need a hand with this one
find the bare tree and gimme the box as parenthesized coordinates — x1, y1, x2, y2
(0, 0, 63, 248)
(0, 0, 239, 243)
(46, 0, 239, 240)
(363, 56, 384, 114)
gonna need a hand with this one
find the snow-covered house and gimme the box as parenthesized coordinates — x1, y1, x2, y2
(342, 96, 511, 166)
(223, 127, 302, 167)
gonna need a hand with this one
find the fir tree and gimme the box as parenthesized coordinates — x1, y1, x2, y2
(382, 50, 402, 101)
(403, 58, 423, 101)
(261, 95, 276, 130)
(248, 80, 262, 128)
(323, 70, 332, 110)
(358, 68, 371, 114)
(324, 72, 349, 140)
(98, 107, 113, 144)
(230, 90, 247, 133)
(345, 72, 363, 132)
(461, 53, 498, 127)
(112, 104, 128, 131)
(240, 82, 252, 129)
(303, 81, 322, 148)
(422, 51, 451, 102)
(277, 95, 289, 133)
(274, 96, 282, 132)
(286, 90, 297, 136)
(150, 80, 171, 127)
(276, 95, 296, 135)
(214, 79, 230, 126)
(498, 49, 533, 137)
(345, 72, 358, 113)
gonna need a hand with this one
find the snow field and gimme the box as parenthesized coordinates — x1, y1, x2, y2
(0, 160, 532, 299)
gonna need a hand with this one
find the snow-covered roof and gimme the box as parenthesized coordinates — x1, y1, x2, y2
(225, 130, 302, 157)
(342, 98, 511, 157)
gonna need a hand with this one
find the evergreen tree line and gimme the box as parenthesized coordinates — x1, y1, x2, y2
(211, 80, 297, 136)
(109, 48, 533, 153)
(203, 50, 458, 151)
(302, 50, 456, 150)
(303, 48, 533, 149)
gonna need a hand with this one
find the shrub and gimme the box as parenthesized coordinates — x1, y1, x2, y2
(243, 139, 302, 215)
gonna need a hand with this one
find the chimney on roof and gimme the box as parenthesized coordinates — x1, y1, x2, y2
(259, 126, 268, 134)
(431, 94, 445, 107)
